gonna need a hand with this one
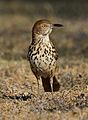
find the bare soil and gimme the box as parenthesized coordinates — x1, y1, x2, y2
(0, 58, 88, 120)
(0, 1, 88, 119)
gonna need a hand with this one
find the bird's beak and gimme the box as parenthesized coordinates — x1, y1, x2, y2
(53, 24, 64, 28)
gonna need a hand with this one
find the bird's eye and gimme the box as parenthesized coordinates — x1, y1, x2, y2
(44, 25, 46, 27)
(42, 24, 46, 27)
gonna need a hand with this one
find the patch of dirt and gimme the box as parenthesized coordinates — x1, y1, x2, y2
(0, 59, 88, 120)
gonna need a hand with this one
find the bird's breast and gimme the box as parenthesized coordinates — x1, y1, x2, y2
(28, 41, 57, 74)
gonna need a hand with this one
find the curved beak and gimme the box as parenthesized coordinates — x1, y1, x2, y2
(53, 24, 64, 28)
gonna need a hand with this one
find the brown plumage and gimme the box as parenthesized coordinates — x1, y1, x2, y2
(27, 19, 63, 93)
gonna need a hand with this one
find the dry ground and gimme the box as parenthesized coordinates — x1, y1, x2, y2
(0, 58, 88, 120)
(0, 1, 88, 120)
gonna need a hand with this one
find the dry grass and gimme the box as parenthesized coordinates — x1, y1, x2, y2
(0, 58, 88, 120)
(0, 1, 88, 60)
(0, 1, 88, 120)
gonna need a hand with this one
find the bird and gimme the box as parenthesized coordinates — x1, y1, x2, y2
(27, 19, 63, 93)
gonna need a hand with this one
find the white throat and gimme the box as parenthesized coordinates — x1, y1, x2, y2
(33, 34, 50, 44)
(42, 34, 50, 43)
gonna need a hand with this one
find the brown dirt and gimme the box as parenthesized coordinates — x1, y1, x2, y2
(0, 1, 88, 119)
(0, 58, 88, 120)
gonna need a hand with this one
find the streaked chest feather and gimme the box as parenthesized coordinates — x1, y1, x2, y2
(28, 41, 57, 71)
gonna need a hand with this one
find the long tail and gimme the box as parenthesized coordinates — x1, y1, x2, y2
(41, 76, 60, 92)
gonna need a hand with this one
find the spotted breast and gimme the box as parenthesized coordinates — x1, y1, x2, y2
(28, 39, 58, 78)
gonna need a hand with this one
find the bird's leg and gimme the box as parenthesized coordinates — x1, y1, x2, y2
(50, 77, 53, 98)
(37, 76, 43, 96)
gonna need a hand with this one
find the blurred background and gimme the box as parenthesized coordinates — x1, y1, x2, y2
(0, 0, 88, 60)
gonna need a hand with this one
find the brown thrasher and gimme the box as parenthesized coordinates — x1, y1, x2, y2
(27, 19, 63, 93)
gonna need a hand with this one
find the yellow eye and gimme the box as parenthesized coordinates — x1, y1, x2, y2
(43, 25, 46, 27)
(42, 24, 46, 27)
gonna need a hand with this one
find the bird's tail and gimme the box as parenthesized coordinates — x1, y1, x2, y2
(41, 76, 60, 92)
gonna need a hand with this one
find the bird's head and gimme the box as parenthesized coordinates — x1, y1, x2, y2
(32, 19, 63, 36)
